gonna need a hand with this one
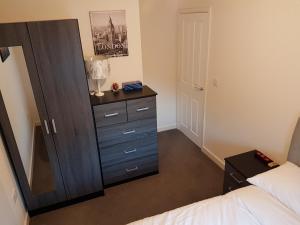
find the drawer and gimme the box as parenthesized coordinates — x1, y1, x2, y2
(93, 102, 127, 127)
(102, 155, 158, 185)
(127, 97, 156, 121)
(100, 132, 157, 167)
(223, 163, 248, 194)
(98, 118, 157, 147)
(223, 173, 241, 193)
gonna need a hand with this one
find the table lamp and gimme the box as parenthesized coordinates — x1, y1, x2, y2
(85, 56, 109, 97)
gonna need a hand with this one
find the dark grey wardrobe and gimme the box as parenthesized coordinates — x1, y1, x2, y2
(0, 20, 103, 215)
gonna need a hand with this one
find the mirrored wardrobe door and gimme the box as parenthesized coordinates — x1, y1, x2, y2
(0, 46, 57, 194)
(0, 23, 66, 212)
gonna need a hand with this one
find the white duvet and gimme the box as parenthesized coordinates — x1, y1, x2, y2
(128, 186, 300, 225)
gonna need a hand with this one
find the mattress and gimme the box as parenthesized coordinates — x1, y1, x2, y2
(128, 185, 300, 225)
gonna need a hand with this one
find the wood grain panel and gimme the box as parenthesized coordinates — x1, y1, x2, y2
(102, 155, 158, 185)
(98, 118, 157, 148)
(127, 96, 157, 121)
(93, 101, 127, 127)
(27, 20, 103, 199)
(100, 132, 157, 167)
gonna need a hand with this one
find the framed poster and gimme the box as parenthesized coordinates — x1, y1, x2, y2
(90, 10, 128, 57)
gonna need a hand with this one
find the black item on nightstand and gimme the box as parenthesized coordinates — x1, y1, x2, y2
(223, 150, 274, 194)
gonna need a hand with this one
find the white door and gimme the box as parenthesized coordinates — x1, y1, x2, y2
(177, 12, 209, 147)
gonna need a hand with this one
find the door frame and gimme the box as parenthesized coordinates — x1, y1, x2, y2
(176, 7, 212, 148)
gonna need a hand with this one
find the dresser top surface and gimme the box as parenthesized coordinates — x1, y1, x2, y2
(90, 85, 157, 106)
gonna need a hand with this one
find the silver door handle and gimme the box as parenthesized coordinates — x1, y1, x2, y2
(126, 166, 139, 173)
(193, 85, 205, 91)
(51, 119, 57, 134)
(44, 120, 50, 134)
(124, 149, 137, 154)
(136, 107, 149, 112)
(123, 130, 136, 135)
(229, 172, 243, 184)
(104, 112, 119, 118)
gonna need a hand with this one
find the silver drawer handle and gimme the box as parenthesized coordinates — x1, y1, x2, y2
(126, 166, 139, 173)
(104, 112, 119, 118)
(124, 149, 137, 154)
(136, 107, 149, 112)
(44, 120, 50, 134)
(123, 130, 136, 135)
(229, 172, 243, 184)
(51, 119, 57, 134)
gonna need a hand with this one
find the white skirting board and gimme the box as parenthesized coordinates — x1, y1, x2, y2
(157, 124, 177, 132)
(201, 146, 225, 170)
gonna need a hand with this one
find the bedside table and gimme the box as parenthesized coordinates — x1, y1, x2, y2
(223, 150, 273, 194)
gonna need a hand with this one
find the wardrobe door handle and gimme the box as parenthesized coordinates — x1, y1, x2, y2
(51, 119, 57, 134)
(44, 120, 50, 134)
(126, 166, 139, 173)
(136, 107, 149, 112)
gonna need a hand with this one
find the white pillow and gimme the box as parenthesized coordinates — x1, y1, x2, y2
(247, 161, 300, 215)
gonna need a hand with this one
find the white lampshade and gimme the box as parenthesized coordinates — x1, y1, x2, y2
(85, 57, 109, 80)
(85, 56, 109, 97)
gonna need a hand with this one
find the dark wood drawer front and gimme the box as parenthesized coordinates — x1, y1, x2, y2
(223, 163, 248, 194)
(127, 97, 156, 121)
(223, 173, 241, 193)
(98, 118, 157, 147)
(100, 133, 157, 167)
(93, 102, 127, 127)
(102, 155, 158, 185)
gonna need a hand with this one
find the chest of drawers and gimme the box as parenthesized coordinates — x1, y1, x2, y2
(91, 86, 158, 186)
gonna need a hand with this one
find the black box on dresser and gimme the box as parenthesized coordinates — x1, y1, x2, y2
(91, 86, 159, 186)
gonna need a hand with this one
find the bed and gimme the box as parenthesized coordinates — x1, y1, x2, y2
(128, 119, 300, 225)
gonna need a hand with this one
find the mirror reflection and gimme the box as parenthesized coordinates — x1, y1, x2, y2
(0, 46, 55, 195)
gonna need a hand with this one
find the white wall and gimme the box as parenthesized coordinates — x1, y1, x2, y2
(179, 0, 300, 165)
(0, 0, 143, 91)
(0, 136, 28, 225)
(139, 0, 178, 131)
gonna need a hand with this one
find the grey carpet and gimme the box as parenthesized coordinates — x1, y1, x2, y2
(30, 129, 224, 225)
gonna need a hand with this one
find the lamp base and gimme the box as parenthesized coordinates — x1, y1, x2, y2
(95, 79, 104, 97)
(95, 91, 104, 97)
